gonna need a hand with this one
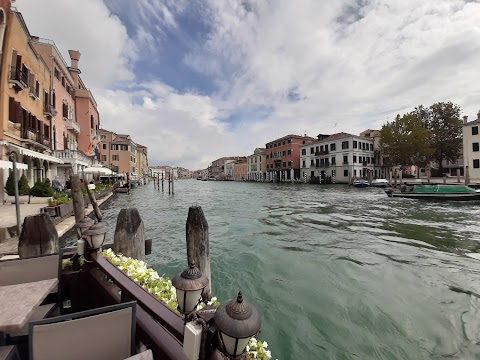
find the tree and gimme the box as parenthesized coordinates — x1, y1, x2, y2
(412, 102, 462, 174)
(4, 171, 15, 196)
(18, 174, 30, 196)
(380, 113, 431, 170)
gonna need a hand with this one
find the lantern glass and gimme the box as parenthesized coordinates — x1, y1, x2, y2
(176, 288, 202, 315)
(219, 333, 250, 358)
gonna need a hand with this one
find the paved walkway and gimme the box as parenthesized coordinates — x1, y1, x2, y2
(0, 193, 113, 257)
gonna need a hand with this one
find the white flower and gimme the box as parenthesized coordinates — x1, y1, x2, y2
(266, 350, 272, 359)
(246, 345, 250, 352)
(251, 351, 257, 358)
(263, 341, 268, 348)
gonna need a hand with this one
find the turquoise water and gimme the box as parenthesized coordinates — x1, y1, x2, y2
(63, 180, 480, 360)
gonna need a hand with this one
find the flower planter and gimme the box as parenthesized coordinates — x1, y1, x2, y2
(5, 195, 30, 204)
(29, 196, 52, 205)
(57, 202, 73, 217)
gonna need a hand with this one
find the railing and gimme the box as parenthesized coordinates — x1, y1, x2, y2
(272, 155, 282, 161)
(21, 127, 49, 147)
(28, 86, 39, 98)
(60, 252, 189, 359)
(43, 103, 56, 117)
(66, 118, 81, 134)
(315, 150, 329, 156)
(316, 163, 330, 168)
(53, 149, 92, 164)
(9, 66, 27, 88)
(343, 162, 349, 165)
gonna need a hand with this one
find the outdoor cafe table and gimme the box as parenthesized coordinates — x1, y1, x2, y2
(0, 278, 58, 343)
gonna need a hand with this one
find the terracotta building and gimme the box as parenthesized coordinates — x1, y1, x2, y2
(98, 129, 137, 176)
(31, 38, 92, 183)
(234, 160, 247, 181)
(209, 156, 245, 180)
(0, 8, 63, 202)
(265, 134, 316, 181)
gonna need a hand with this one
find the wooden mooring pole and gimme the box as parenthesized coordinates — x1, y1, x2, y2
(162, 174, 164, 192)
(84, 182, 102, 222)
(70, 175, 85, 227)
(171, 170, 174, 195)
(168, 172, 171, 194)
(186, 206, 211, 301)
(113, 208, 146, 261)
(18, 214, 59, 258)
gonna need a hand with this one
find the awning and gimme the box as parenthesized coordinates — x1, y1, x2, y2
(0, 160, 28, 170)
(8, 144, 63, 164)
(82, 166, 114, 175)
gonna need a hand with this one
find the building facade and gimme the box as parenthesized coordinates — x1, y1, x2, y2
(234, 160, 247, 181)
(136, 144, 148, 182)
(209, 156, 245, 180)
(359, 129, 387, 179)
(0, 9, 63, 204)
(31, 38, 92, 183)
(300, 132, 375, 183)
(98, 129, 136, 176)
(246, 148, 266, 181)
(462, 110, 480, 181)
(265, 134, 316, 181)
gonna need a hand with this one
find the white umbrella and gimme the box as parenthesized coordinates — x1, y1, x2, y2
(82, 166, 114, 175)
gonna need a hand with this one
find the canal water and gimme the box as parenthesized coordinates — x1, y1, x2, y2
(62, 180, 480, 360)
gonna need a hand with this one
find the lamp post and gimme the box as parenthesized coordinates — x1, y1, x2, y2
(214, 292, 261, 359)
(82, 221, 108, 251)
(172, 261, 208, 319)
(75, 216, 95, 239)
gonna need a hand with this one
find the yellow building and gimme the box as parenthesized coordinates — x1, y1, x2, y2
(136, 144, 148, 184)
(0, 9, 62, 203)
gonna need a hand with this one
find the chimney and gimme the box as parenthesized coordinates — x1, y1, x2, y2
(68, 50, 81, 89)
(463, 115, 468, 124)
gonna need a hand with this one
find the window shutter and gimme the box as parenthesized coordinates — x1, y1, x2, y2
(11, 49, 17, 69)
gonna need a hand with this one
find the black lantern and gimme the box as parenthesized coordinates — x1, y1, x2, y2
(75, 216, 94, 238)
(214, 292, 261, 359)
(172, 261, 208, 316)
(82, 221, 108, 251)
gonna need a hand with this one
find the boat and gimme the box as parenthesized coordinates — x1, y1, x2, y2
(352, 179, 370, 188)
(370, 179, 389, 188)
(114, 185, 130, 194)
(385, 185, 480, 201)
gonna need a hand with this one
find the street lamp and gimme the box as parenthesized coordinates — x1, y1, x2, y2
(172, 261, 208, 317)
(75, 216, 95, 238)
(82, 221, 108, 251)
(214, 292, 261, 359)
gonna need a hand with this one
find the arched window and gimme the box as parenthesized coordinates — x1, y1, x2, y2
(90, 115, 94, 128)
(0, 8, 6, 54)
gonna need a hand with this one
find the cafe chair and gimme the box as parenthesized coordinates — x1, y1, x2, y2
(0, 253, 61, 337)
(0, 345, 20, 360)
(29, 301, 137, 360)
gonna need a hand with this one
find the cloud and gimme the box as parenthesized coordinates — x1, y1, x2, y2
(13, 0, 480, 169)
(15, 0, 136, 87)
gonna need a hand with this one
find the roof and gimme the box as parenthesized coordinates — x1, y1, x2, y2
(266, 134, 316, 144)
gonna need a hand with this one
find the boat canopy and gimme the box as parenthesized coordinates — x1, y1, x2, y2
(413, 185, 476, 194)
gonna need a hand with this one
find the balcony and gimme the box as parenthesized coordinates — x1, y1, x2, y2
(66, 118, 81, 134)
(21, 127, 50, 148)
(28, 86, 39, 99)
(272, 155, 282, 161)
(43, 103, 56, 119)
(316, 163, 330, 168)
(315, 150, 329, 156)
(53, 149, 92, 166)
(9, 66, 27, 90)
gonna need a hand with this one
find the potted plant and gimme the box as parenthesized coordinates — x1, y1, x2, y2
(4, 172, 31, 204)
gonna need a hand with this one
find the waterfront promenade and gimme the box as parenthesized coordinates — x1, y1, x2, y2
(0, 193, 113, 258)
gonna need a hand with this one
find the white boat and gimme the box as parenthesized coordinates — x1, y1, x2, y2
(352, 179, 370, 188)
(370, 179, 389, 188)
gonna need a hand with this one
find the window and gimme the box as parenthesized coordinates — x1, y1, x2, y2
(474, 159, 480, 168)
(287, 139, 291, 144)
(111, 144, 118, 150)
(283, 141, 286, 145)
(370, 144, 374, 151)
(101, 135, 106, 140)
(301, 149, 306, 155)
(310, 147, 314, 154)
(354, 170, 357, 176)
(341, 141, 349, 149)
(266, 154, 269, 159)
(282, 151, 286, 156)
(288, 161, 292, 166)
(302, 140, 305, 144)
(343, 155, 348, 164)
(344, 169, 348, 177)
(278, 142, 281, 147)
(54, 68, 60, 80)
(320, 145, 324, 151)
(310, 159, 314, 166)
(473, 143, 479, 152)
(102, 144, 106, 150)
(331, 156, 336, 165)
(112, 155, 119, 161)
(371, 157, 375, 164)
(367, 157, 370, 164)
(353, 155, 357, 163)
(302, 160, 306, 167)
(353, 140, 357, 149)
(287, 150, 291, 155)
(283, 162, 286, 167)
(101, 155, 107, 161)
(274, 144, 277, 147)
(473, 126, 479, 135)
(330, 143, 336, 151)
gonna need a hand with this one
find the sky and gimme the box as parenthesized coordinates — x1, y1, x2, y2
(15, 0, 480, 170)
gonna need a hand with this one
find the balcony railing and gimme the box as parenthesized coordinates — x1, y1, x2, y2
(9, 66, 27, 90)
(43, 103, 56, 118)
(272, 155, 282, 161)
(316, 163, 330, 168)
(66, 118, 81, 134)
(21, 127, 50, 147)
(315, 150, 329, 156)
(53, 149, 92, 165)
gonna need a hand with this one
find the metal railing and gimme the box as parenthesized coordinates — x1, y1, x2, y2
(9, 66, 27, 88)
(66, 118, 81, 134)
(315, 150, 329, 156)
(21, 127, 50, 147)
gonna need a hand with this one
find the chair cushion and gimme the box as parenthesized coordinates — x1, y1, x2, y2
(123, 349, 153, 360)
